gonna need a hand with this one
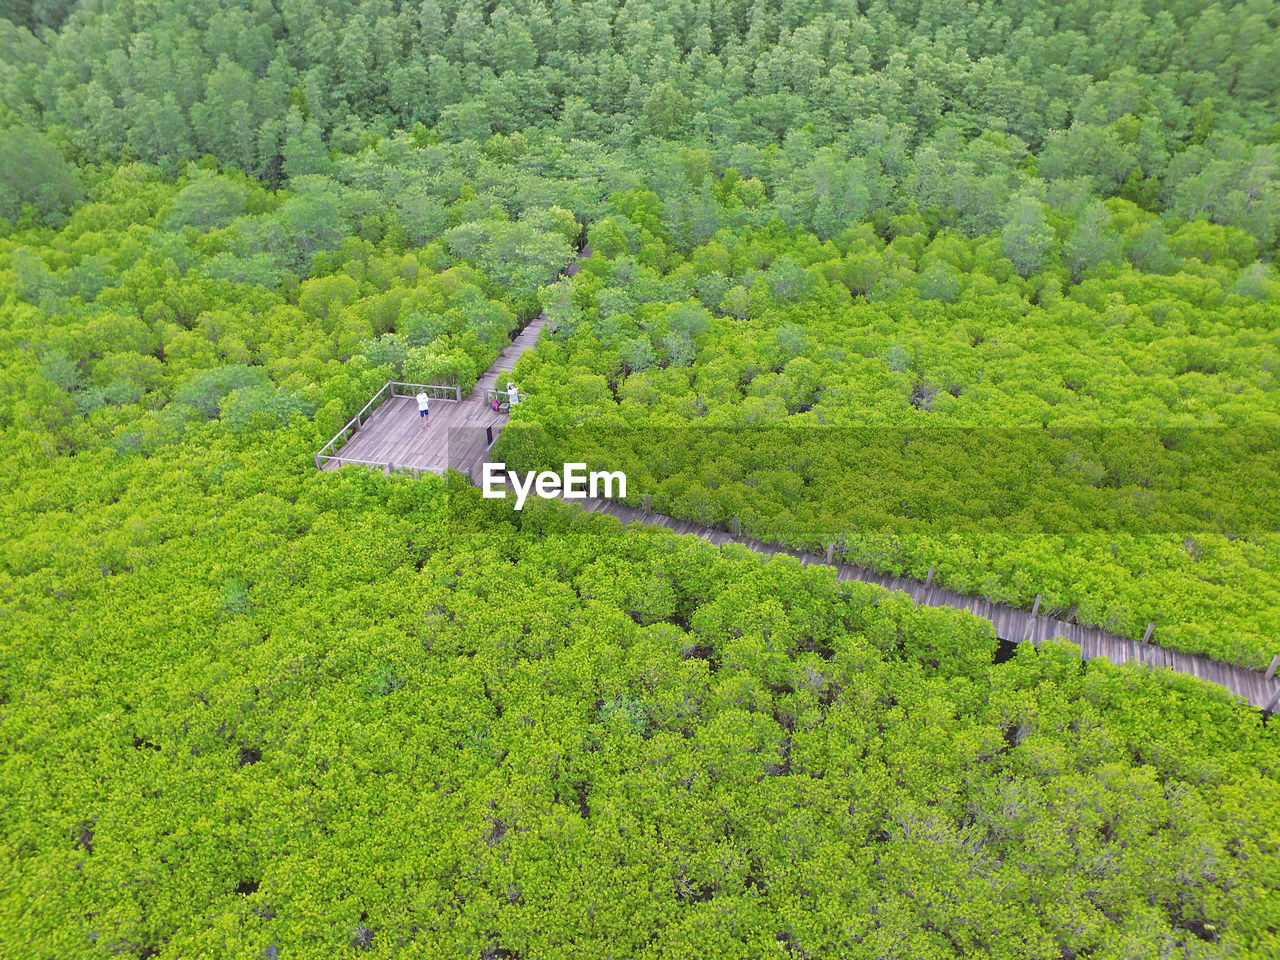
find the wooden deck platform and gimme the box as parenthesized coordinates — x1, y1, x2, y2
(317, 312, 547, 476)
(318, 394, 504, 476)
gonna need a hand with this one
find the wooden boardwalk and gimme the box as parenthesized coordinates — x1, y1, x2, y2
(330, 412, 1280, 708)
(314, 239, 1279, 711)
(472, 245, 589, 399)
(560, 494, 1280, 711)
(474, 312, 548, 400)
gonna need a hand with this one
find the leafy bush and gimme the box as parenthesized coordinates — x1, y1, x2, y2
(598, 694, 650, 736)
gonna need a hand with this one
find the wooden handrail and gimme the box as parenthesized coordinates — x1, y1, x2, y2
(316, 454, 394, 469)
(389, 381, 462, 401)
(314, 380, 461, 467)
(484, 386, 527, 410)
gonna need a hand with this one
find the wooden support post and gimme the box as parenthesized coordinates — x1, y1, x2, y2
(1267, 654, 1280, 681)
(1026, 594, 1042, 646)
(1141, 623, 1155, 645)
(731, 516, 740, 539)
(642, 494, 652, 518)
(825, 543, 835, 564)
(924, 566, 935, 589)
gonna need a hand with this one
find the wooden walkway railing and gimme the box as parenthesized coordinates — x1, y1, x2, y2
(519, 489, 1280, 711)
(482, 387, 527, 412)
(314, 381, 460, 469)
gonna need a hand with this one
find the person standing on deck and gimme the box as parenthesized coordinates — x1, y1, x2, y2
(507, 381, 519, 409)
(416, 389, 430, 425)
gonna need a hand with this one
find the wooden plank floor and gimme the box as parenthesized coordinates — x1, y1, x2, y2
(565, 495, 1280, 711)
(475, 313, 548, 399)
(320, 396, 502, 475)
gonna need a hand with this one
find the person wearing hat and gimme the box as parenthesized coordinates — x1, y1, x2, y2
(507, 381, 519, 408)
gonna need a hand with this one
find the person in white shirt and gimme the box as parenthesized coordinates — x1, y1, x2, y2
(507, 381, 519, 408)
(416, 389, 430, 424)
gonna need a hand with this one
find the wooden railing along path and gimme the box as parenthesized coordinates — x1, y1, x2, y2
(550, 492, 1280, 711)
(314, 382, 460, 470)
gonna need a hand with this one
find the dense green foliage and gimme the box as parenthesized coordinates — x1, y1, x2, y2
(4, 1, 1280, 956)
(6, 136, 1277, 665)
(4, 453, 1280, 957)
(3, 0, 1280, 252)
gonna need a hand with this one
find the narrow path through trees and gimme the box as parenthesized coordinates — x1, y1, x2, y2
(550, 497, 1280, 711)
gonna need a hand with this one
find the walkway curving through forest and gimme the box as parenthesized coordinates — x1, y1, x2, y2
(471, 245, 591, 403)
(319, 241, 1278, 711)
(555, 494, 1280, 711)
